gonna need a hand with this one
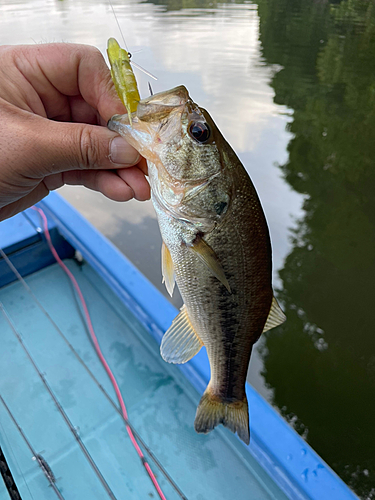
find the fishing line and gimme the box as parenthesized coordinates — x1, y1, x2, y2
(0, 304, 118, 500)
(107, 0, 157, 81)
(0, 245, 187, 500)
(0, 394, 64, 500)
(107, 0, 128, 50)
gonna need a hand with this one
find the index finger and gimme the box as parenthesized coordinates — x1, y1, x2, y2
(13, 43, 126, 122)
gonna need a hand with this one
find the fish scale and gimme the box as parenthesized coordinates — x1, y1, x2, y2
(108, 85, 286, 444)
(174, 173, 272, 402)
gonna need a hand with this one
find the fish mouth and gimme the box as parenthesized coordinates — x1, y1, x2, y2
(136, 85, 189, 122)
(107, 85, 192, 160)
(108, 85, 189, 130)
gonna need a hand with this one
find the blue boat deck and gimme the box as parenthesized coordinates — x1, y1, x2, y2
(0, 259, 286, 500)
(0, 194, 359, 500)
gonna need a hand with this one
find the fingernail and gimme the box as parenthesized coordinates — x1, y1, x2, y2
(110, 136, 140, 165)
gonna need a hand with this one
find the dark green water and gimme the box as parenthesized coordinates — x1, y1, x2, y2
(257, 1, 375, 497)
(1, 0, 374, 497)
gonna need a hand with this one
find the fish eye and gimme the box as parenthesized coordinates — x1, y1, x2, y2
(188, 122, 211, 143)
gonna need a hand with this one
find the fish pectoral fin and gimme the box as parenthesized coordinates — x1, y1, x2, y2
(161, 305, 203, 364)
(188, 237, 231, 293)
(161, 241, 175, 297)
(262, 296, 287, 332)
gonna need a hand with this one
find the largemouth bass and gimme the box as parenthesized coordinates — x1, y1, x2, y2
(108, 86, 286, 444)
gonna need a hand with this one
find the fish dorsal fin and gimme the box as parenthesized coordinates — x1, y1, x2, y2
(263, 296, 286, 332)
(161, 305, 203, 364)
(189, 237, 231, 293)
(161, 241, 175, 297)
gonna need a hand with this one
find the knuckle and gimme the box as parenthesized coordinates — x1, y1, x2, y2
(86, 44, 102, 58)
(80, 44, 105, 68)
(78, 125, 103, 168)
(75, 43, 102, 59)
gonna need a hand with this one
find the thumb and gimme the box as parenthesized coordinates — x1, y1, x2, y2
(2, 99, 139, 179)
(0, 104, 142, 221)
(35, 118, 140, 175)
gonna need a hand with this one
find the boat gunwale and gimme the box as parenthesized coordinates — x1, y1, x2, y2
(24, 192, 358, 500)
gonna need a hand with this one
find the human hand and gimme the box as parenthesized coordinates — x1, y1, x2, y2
(0, 43, 150, 222)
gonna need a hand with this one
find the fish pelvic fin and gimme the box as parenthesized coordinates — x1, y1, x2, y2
(161, 305, 203, 364)
(161, 241, 175, 296)
(194, 387, 250, 445)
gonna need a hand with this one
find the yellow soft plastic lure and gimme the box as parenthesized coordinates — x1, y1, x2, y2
(107, 37, 140, 126)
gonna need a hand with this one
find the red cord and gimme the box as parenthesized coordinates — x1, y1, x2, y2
(32, 206, 167, 500)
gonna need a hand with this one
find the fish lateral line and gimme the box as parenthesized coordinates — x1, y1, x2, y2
(105, 83, 287, 446)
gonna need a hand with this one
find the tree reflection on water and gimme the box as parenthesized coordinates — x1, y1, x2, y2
(257, 0, 375, 496)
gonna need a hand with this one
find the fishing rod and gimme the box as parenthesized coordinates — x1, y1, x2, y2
(0, 302, 119, 500)
(0, 394, 64, 500)
(0, 443, 22, 500)
(0, 245, 188, 500)
(0, 415, 34, 499)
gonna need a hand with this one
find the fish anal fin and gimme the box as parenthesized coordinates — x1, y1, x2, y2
(161, 305, 203, 364)
(194, 387, 250, 445)
(161, 241, 175, 297)
(263, 296, 286, 333)
(189, 236, 231, 293)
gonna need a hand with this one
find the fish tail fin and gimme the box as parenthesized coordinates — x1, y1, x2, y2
(194, 387, 250, 445)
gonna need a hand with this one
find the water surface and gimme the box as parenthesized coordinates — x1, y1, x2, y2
(1, 0, 374, 497)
